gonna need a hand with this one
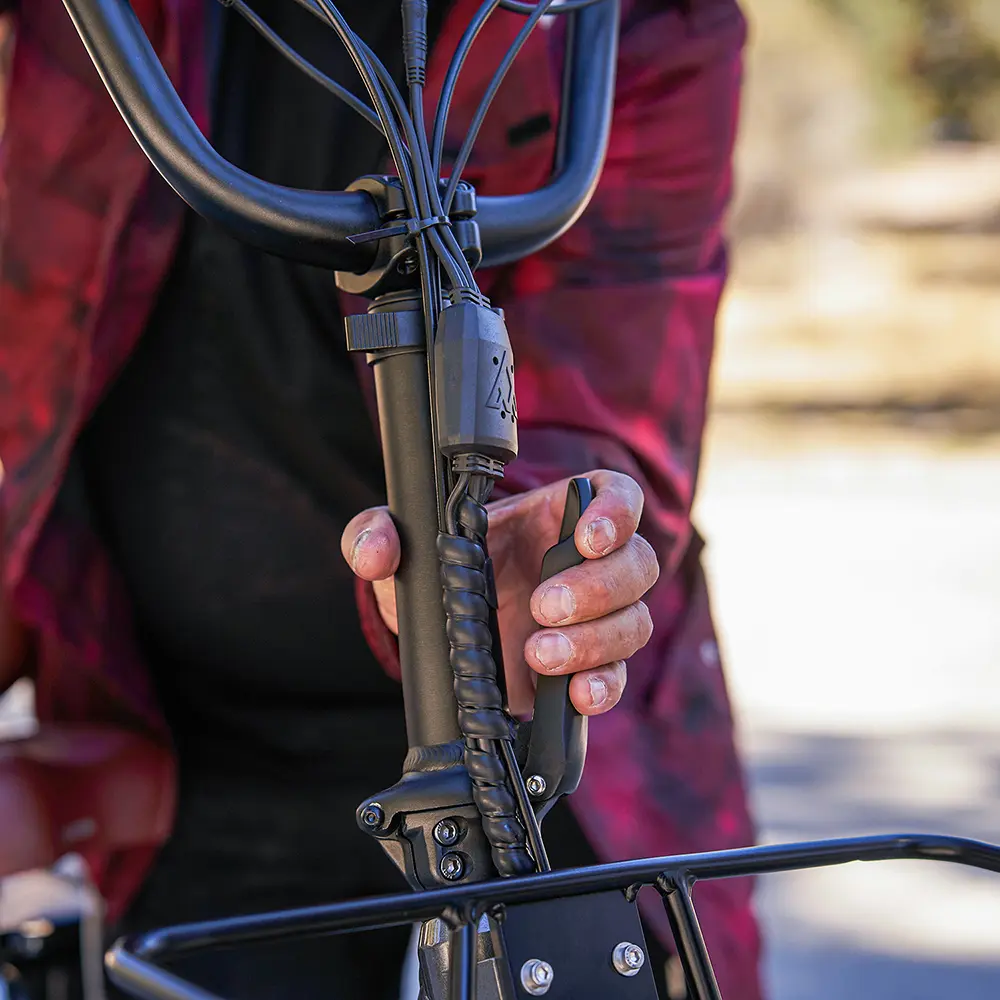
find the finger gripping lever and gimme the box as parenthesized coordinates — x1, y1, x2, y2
(522, 477, 594, 819)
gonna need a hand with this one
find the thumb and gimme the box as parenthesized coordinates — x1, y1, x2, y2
(341, 507, 401, 581)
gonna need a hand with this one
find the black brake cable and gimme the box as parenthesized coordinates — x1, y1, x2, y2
(442, 0, 558, 212)
(430, 0, 501, 175)
(431, 0, 600, 175)
(356, 35, 472, 290)
(499, 0, 601, 12)
(311, 0, 420, 214)
(288, 0, 474, 290)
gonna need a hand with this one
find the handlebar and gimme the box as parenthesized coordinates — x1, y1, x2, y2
(59, 0, 619, 272)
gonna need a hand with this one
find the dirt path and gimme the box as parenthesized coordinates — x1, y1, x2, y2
(697, 417, 1000, 999)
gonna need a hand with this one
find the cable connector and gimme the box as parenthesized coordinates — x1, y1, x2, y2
(446, 287, 490, 308)
(402, 0, 429, 86)
(452, 454, 505, 479)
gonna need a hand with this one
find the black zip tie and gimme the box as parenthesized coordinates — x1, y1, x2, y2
(348, 214, 451, 245)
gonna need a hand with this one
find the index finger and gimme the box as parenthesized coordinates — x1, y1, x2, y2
(572, 469, 645, 559)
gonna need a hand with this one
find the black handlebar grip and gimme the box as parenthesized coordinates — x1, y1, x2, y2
(522, 477, 594, 813)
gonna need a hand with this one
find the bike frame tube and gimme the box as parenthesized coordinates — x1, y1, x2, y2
(105, 833, 1000, 1000)
(58, 0, 619, 272)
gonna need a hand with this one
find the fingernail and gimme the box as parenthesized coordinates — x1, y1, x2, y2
(588, 675, 609, 710)
(586, 517, 617, 555)
(349, 527, 372, 573)
(534, 632, 573, 672)
(538, 585, 575, 625)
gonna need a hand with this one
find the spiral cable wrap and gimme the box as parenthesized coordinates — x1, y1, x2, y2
(438, 491, 534, 877)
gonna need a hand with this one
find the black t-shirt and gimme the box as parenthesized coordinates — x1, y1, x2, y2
(86, 0, 425, 763)
(80, 0, 447, 929)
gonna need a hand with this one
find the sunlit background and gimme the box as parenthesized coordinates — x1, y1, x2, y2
(700, 0, 1000, 995)
(3, 0, 1000, 996)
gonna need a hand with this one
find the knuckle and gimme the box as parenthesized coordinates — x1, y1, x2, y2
(622, 605, 649, 655)
(632, 535, 660, 587)
(587, 571, 617, 613)
(634, 600, 653, 641)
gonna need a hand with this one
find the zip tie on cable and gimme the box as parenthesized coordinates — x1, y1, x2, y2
(347, 214, 452, 245)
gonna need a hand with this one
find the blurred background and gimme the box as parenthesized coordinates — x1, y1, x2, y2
(703, 0, 1000, 996)
(3, 0, 1000, 996)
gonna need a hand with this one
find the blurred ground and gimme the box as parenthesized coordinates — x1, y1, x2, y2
(697, 421, 1000, 999)
(695, 217, 1000, 997)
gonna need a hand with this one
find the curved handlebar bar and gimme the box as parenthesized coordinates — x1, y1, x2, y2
(59, 0, 619, 272)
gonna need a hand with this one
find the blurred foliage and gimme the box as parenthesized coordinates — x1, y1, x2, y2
(731, 0, 1000, 237)
(814, 0, 1000, 149)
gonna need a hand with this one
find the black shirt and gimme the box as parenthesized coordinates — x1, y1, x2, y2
(87, 0, 417, 764)
(81, 0, 446, 932)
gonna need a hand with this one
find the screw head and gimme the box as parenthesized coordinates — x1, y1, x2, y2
(433, 818, 461, 846)
(439, 852, 465, 881)
(520, 959, 554, 995)
(361, 804, 384, 830)
(397, 252, 419, 275)
(526, 774, 547, 798)
(612, 941, 645, 977)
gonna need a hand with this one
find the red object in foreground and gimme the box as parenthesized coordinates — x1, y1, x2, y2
(0, 726, 175, 924)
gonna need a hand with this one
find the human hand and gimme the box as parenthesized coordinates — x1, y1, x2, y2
(342, 470, 659, 718)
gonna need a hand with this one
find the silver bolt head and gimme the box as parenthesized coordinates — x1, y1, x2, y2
(520, 959, 554, 995)
(433, 818, 461, 846)
(439, 852, 465, 881)
(361, 804, 384, 829)
(612, 941, 645, 977)
(525, 774, 547, 797)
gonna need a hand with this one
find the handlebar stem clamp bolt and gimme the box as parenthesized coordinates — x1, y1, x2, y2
(439, 853, 465, 881)
(612, 942, 646, 977)
(520, 959, 554, 995)
(433, 819, 461, 846)
(526, 775, 547, 798)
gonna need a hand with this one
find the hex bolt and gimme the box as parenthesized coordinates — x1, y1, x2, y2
(520, 959, 554, 995)
(360, 804, 384, 830)
(439, 853, 465, 881)
(433, 818, 461, 847)
(525, 774, 547, 798)
(612, 941, 646, 977)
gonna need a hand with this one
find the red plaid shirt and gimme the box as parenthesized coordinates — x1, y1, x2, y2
(0, 0, 760, 993)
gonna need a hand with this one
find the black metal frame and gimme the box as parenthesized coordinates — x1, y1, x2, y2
(104, 834, 1000, 1000)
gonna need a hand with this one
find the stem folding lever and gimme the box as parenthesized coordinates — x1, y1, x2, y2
(520, 477, 594, 819)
